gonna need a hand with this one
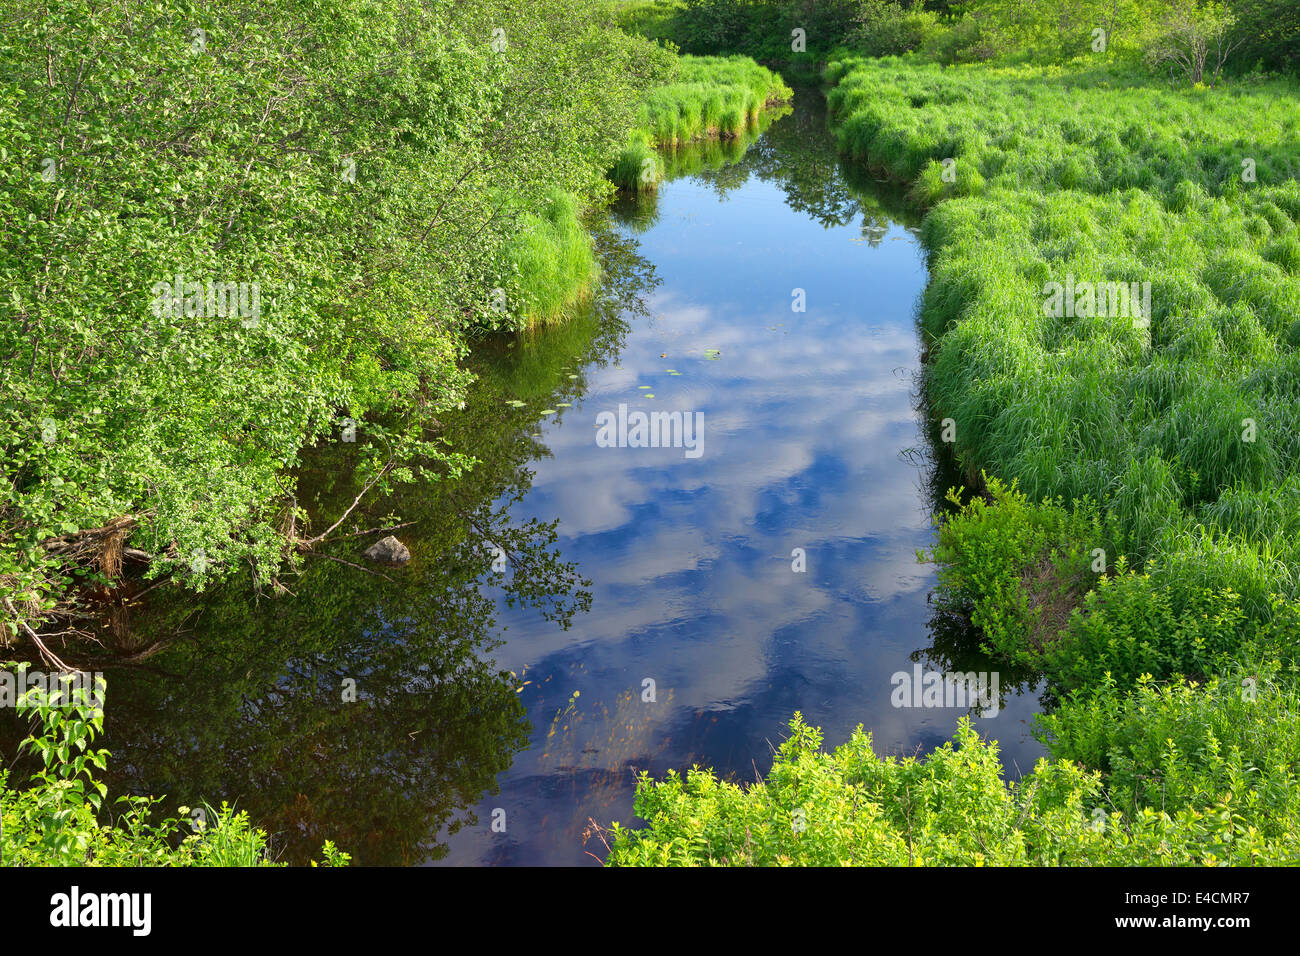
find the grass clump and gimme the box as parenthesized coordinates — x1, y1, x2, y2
(501, 189, 599, 329)
(610, 54, 791, 190)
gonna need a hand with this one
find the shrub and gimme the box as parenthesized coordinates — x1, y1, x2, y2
(926, 478, 1101, 664)
(848, 1, 942, 58)
(1038, 666, 1300, 840)
(606, 713, 1300, 865)
(0, 668, 348, 866)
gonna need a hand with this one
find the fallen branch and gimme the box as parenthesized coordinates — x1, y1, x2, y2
(3, 595, 73, 672)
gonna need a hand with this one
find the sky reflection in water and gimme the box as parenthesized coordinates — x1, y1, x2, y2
(440, 97, 1047, 866)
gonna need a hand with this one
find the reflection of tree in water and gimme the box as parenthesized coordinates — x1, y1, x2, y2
(610, 87, 917, 242)
(0, 218, 659, 866)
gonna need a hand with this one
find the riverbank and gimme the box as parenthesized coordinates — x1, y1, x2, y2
(824, 57, 1300, 688)
(0, 0, 674, 865)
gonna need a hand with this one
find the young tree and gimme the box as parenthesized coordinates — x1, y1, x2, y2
(1145, 1, 1242, 84)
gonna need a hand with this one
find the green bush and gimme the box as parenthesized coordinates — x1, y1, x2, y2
(848, 0, 942, 58)
(0, 669, 348, 866)
(1, 0, 668, 638)
(1039, 665, 1300, 841)
(926, 478, 1101, 665)
(925, 479, 1300, 696)
(607, 712, 1300, 865)
(1041, 573, 1249, 692)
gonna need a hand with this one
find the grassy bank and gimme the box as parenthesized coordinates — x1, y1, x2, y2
(824, 59, 1300, 651)
(610, 55, 792, 190)
(502, 190, 600, 329)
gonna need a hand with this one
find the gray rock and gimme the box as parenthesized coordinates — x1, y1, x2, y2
(364, 535, 411, 565)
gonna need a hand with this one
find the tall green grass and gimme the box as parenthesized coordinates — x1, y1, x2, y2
(827, 58, 1300, 204)
(502, 189, 599, 329)
(610, 55, 792, 191)
(827, 59, 1300, 650)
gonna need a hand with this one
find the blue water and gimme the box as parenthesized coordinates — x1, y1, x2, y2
(435, 97, 1047, 865)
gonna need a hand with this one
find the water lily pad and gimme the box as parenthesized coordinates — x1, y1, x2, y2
(539, 408, 557, 415)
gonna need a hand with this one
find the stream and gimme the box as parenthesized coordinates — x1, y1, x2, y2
(3, 88, 1046, 866)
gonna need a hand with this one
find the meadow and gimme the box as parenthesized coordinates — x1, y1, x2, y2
(823, 58, 1300, 674)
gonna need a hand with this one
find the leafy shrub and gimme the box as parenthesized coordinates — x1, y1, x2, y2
(926, 478, 1101, 664)
(1, 0, 669, 638)
(1039, 666, 1300, 840)
(848, 0, 942, 58)
(0, 669, 348, 866)
(1041, 573, 1249, 692)
(606, 712, 1300, 865)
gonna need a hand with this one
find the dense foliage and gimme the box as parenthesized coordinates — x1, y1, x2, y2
(607, 707, 1300, 865)
(615, 0, 1298, 72)
(0, 0, 667, 644)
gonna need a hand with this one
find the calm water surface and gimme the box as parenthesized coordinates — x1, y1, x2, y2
(6, 90, 1045, 866)
(441, 90, 1047, 864)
